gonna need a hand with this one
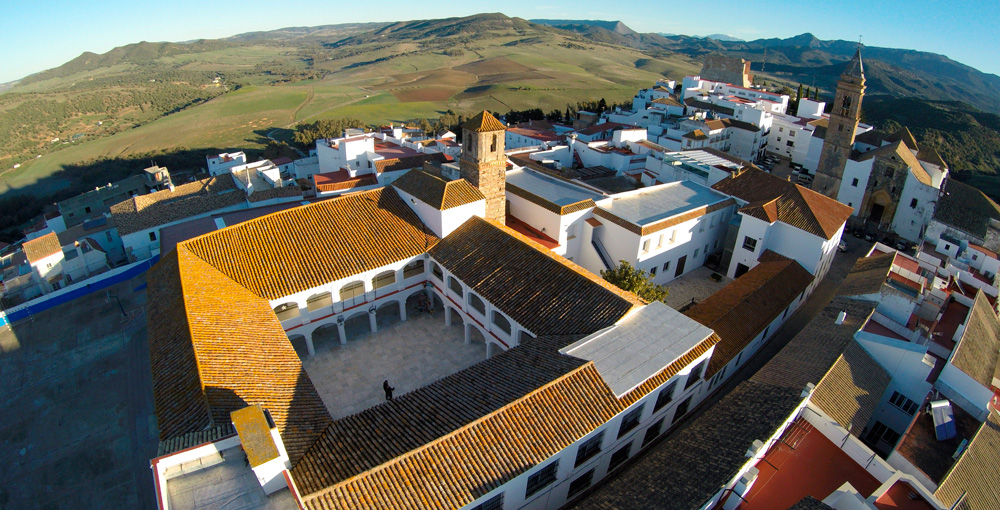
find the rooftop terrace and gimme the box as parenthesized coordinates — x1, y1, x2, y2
(506, 167, 603, 206)
(597, 180, 729, 226)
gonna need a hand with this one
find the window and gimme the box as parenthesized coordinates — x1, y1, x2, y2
(778, 127, 784, 133)
(372, 270, 396, 290)
(84, 206, 92, 214)
(662, 261, 670, 272)
(852, 178, 859, 187)
(403, 260, 425, 279)
(869, 421, 902, 447)
(694, 248, 700, 258)
(672, 397, 692, 424)
(848, 202, 853, 207)
(789, 130, 796, 137)
(776, 137, 782, 142)
(472, 493, 504, 510)
(149, 232, 157, 241)
(567, 469, 595, 498)
(910, 198, 918, 209)
(608, 443, 632, 471)
(685, 361, 705, 389)
(786, 140, 794, 147)
(742, 236, 757, 252)
(838, 124, 845, 132)
(642, 418, 665, 446)
(448, 276, 464, 297)
(656, 234, 664, 248)
(525, 460, 559, 498)
(889, 391, 919, 416)
(840, 95, 852, 116)
(650, 266, 657, 276)
(641, 239, 650, 253)
(618, 404, 644, 438)
(469, 293, 486, 316)
(491, 134, 497, 152)
(575, 431, 605, 467)
(340, 281, 365, 300)
(492, 311, 511, 334)
(431, 262, 443, 281)
(105, 231, 113, 242)
(654, 382, 676, 411)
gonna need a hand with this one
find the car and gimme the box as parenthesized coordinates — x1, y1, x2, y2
(838, 240, 848, 252)
(864, 232, 875, 242)
(896, 240, 909, 251)
(852, 228, 863, 238)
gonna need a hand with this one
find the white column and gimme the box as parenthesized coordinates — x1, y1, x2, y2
(369, 311, 378, 333)
(337, 322, 347, 345)
(464, 323, 471, 344)
(445, 307, 452, 327)
(399, 300, 407, 322)
(305, 336, 316, 357)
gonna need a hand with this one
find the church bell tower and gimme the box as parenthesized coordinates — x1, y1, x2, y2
(812, 48, 866, 199)
(460, 110, 507, 224)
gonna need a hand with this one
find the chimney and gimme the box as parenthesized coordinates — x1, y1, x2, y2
(835, 311, 847, 325)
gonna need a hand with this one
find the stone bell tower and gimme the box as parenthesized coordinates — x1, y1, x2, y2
(812, 48, 866, 199)
(460, 110, 507, 224)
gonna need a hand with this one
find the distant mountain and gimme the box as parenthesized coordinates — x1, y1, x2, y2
(532, 19, 637, 36)
(705, 34, 743, 42)
(225, 22, 390, 42)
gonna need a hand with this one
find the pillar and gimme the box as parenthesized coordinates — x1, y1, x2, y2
(445, 307, 452, 327)
(305, 336, 316, 357)
(337, 322, 347, 345)
(464, 323, 471, 344)
(369, 311, 378, 333)
(399, 300, 407, 322)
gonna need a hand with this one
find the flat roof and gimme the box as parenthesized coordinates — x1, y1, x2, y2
(560, 301, 714, 396)
(506, 168, 603, 206)
(598, 180, 729, 226)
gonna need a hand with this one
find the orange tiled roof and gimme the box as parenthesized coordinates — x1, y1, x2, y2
(374, 152, 448, 174)
(839, 252, 895, 297)
(685, 251, 813, 376)
(392, 169, 485, 210)
(855, 140, 931, 186)
(23, 232, 62, 263)
(183, 187, 436, 300)
(463, 110, 506, 133)
(950, 291, 1000, 388)
(712, 169, 854, 240)
(429, 217, 642, 336)
(110, 175, 243, 235)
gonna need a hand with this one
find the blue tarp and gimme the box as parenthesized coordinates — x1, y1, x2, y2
(932, 400, 957, 441)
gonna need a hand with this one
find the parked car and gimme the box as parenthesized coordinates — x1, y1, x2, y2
(864, 232, 875, 242)
(838, 240, 848, 252)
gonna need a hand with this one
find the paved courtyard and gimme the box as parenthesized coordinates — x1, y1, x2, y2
(0, 275, 157, 509)
(300, 306, 487, 420)
(662, 265, 733, 311)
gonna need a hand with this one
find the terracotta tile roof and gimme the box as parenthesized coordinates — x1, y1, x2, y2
(507, 182, 597, 215)
(313, 170, 378, 193)
(23, 232, 62, 263)
(683, 129, 708, 140)
(933, 179, 1000, 238)
(854, 129, 884, 146)
(183, 187, 436, 300)
(156, 424, 235, 457)
(294, 333, 716, 509)
(883, 126, 918, 152)
(248, 185, 302, 203)
(950, 291, 1000, 388)
(575, 122, 633, 136)
(839, 252, 895, 297)
(855, 140, 931, 186)
(463, 110, 506, 132)
(110, 175, 243, 235)
(712, 169, 854, 240)
(374, 152, 448, 174)
(569, 380, 804, 510)
(685, 251, 813, 376)
(392, 169, 485, 210)
(753, 297, 877, 390)
(811, 341, 891, 436)
(429, 217, 642, 336)
(148, 247, 332, 462)
(917, 146, 948, 169)
(788, 496, 835, 510)
(683, 97, 735, 117)
(651, 96, 681, 107)
(935, 412, 1000, 510)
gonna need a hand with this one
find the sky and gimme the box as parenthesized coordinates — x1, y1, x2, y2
(2, 0, 998, 84)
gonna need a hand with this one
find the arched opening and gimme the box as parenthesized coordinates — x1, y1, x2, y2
(492, 311, 511, 335)
(403, 259, 425, 280)
(288, 334, 308, 357)
(306, 291, 332, 312)
(468, 293, 486, 317)
(340, 281, 366, 308)
(406, 291, 435, 317)
(375, 300, 402, 328)
(343, 312, 372, 341)
(311, 323, 342, 352)
(487, 342, 502, 359)
(273, 302, 300, 321)
(431, 262, 443, 282)
(468, 324, 487, 345)
(448, 276, 464, 297)
(518, 330, 536, 344)
(372, 270, 397, 296)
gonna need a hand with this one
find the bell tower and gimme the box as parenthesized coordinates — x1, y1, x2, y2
(812, 48, 866, 199)
(460, 110, 507, 224)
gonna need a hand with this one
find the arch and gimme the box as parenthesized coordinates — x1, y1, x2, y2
(343, 311, 372, 341)
(430, 262, 444, 282)
(448, 276, 464, 297)
(306, 291, 333, 312)
(468, 293, 486, 317)
(403, 259, 425, 280)
(467, 323, 487, 344)
(487, 341, 502, 359)
(372, 270, 397, 290)
(492, 311, 512, 335)
(518, 330, 536, 344)
(339, 280, 366, 308)
(375, 299, 402, 328)
(287, 334, 309, 357)
(311, 322, 342, 351)
(273, 302, 300, 321)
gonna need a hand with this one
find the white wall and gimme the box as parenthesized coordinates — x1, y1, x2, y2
(936, 363, 992, 420)
(856, 334, 933, 435)
(727, 215, 771, 278)
(875, 288, 919, 326)
(31, 251, 64, 280)
(838, 159, 873, 214)
(891, 176, 939, 243)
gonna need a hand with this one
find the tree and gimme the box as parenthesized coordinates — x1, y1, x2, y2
(601, 260, 668, 302)
(796, 83, 804, 101)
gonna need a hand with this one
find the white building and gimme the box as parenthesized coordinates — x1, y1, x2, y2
(206, 151, 248, 176)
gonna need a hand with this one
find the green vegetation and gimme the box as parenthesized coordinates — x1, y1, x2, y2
(602, 261, 668, 302)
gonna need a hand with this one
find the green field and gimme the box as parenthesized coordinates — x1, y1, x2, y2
(0, 27, 699, 197)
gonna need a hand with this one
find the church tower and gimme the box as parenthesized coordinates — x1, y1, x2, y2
(460, 111, 507, 224)
(811, 48, 866, 199)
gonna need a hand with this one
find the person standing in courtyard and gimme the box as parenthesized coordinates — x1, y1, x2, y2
(383, 380, 395, 401)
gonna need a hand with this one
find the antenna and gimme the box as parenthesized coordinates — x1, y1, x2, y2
(858, 34, 863, 48)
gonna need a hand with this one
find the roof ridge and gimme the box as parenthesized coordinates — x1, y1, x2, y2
(298, 361, 605, 502)
(174, 246, 211, 395)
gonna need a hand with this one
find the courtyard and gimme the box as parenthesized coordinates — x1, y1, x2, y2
(662, 265, 733, 311)
(292, 293, 488, 420)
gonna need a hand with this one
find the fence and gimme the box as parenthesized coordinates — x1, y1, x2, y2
(1, 256, 159, 325)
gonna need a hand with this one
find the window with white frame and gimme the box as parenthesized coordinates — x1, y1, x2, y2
(618, 404, 644, 438)
(575, 430, 605, 467)
(525, 460, 559, 498)
(888, 391, 918, 416)
(742, 236, 757, 252)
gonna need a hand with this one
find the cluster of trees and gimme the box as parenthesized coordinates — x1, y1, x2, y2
(293, 118, 368, 147)
(602, 260, 668, 302)
(788, 83, 822, 116)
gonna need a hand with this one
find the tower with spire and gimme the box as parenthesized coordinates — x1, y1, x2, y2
(811, 48, 866, 199)
(460, 110, 507, 224)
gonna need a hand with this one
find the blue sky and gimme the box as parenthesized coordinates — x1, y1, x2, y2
(2, 0, 998, 84)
